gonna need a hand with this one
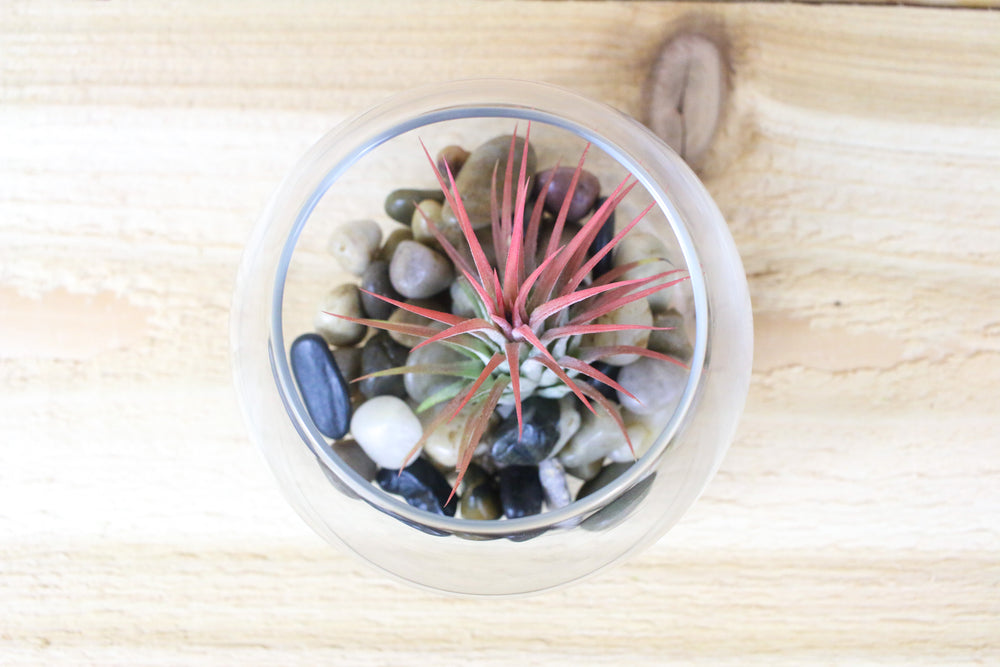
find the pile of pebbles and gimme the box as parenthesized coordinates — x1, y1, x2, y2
(290, 134, 691, 523)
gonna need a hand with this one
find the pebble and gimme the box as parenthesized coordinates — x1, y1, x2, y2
(440, 134, 536, 230)
(616, 356, 687, 416)
(411, 199, 444, 245)
(404, 342, 467, 405)
(289, 333, 352, 439)
(358, 331, 409, 399)
(581, 296, 652, 366)
(614, 232, 674, 313)
(314, 284, 367, 347)
(331, 346, 362, 385)
(647, 308, 692, 361)
(332, 438, 378, 481)
(576, 462, 632, 500)
(551, 396, 582, 457)
(578, 360, 620, 402)
(459, 464, 502, 521)
(490, 396, 561, 466)
(350, 395, 424, 469)
(377, 227, 414, 262)
(586, 197, 616, 278)
(389, 240, 454, 299)
(449, 275, 479, 318)
(499, 465, 544, 519)
(376, 457, 456, 517)
(564, 457, 603, 482)
(384, 188, 445, 225)
(607, 418, 656, 463)
(435, 145, 470, 178)
(538, 458, 572, 510)
(558, 404, 628, 469)
(536, 166, 600, 223)
(386, 299, 446, 348)
(359, 260, 401, 320)
(326, 219, 382, 275)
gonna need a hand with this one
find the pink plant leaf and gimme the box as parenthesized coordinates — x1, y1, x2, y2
(514, 324, 594, 414)
(411, 318, 497, 351)
(560, 201, 656, 297)
(357, 288, 464, 326)
(513, 244, 566, 326)
(541, 322, 674, 342)
(504, 340, 523, 440)
(557, 356, 640, 405)
(321, 311, 439, 340)
(398, 382, 476, 470)
(525, 160, 559, 268)
(528, 273, 666, 328)
(545, 144, 590, 259)
(449, 376, 510, 503)
(490, 160, 503, 260)
(576, 345, 691, 369)
(566, 273, 689, 327)
(446, 352, 505, 422)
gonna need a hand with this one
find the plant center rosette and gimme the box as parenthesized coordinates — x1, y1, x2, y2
(290, 124, 694, 523)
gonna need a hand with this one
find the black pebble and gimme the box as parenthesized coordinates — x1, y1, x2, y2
(359, 260, 401, 320)
(578, 360, 621, 403)
(587, 197, 616, 279)
(499, 465, 544, 519)
(384, 188, 445, 224)
(490, 397, 561, 466)
(289, 333, 351, 439)
(376, 457, 457, 517)
(358, 331, 409, 399)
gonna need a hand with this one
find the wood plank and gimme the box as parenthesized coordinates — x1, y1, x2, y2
(1, 1, 998, 664)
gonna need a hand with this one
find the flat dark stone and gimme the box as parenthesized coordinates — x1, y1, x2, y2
(289, 333, 351, 439)
(358, 331, 409, 399)
(499, 465, 543, 519)
(587, 197, 616, 279)
(376, 457, 457, 517)
(490, 397, 561, 466)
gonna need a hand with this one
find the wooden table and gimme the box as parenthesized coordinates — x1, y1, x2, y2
(2, 1, 998, 663)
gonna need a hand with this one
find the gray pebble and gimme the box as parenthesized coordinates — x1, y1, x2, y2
(647, 308, 692, 361)
(377, 227, 414, 262)
(359, 331, 409, 399)
(314, 284, 367, 347)
(384, 189, 445, 225)
(331, 346, 363, 385)
(359, 260, 401, 320)
(327, 219, 382, 275)
(332, 438, 378, 482)
(389, 240, 454, 299)
(404, 342, 467, 405)
(538, 458, 572, 510)
(616, 356, 687, 416)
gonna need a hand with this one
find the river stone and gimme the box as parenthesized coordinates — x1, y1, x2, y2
(440, 134, 536, 231)
(614, 231, 675, 313)
(358, 331, 409, 399)
(389, 240, 454, 299)
(289, 333, 351, 439)
(459, 466, 501, 521)
(327, 219, 382, 275)
(586, 197, 616, 278)
(384, 188, 445, 225)
(331, 346, 362, 385)
(449, 275, 479, 318)
(387, 299, 447, 348)
(564, 457, 603, 482)
(376, 457, 456, 517)
(435, 144, 470, 178)
(351, 395, 423, 469)
(538, 458, 572, 510)
(404, 342, 467, 405)
(377, 227, 414, 262)
(536, 166, 600, 223)
(647, 308, 692, 361)
(551, 396, 582, 458)
(332, 438, 378, 482)
(607, 418, 656, 463)
(558, 404, 627, 469)
(616, 356, 687, 416)
(314, 284, 367, 347)
(359, 260, 401, 320)
(415, 402, 478, 469)
(411, 199, 444, 245)
(499, 465, 544, 519)
(580, 296, 653, 366)
(490, 396, 561, 466)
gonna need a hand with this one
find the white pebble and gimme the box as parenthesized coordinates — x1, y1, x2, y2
(327, 219, 383, 275)
(350, 396, 423, 469)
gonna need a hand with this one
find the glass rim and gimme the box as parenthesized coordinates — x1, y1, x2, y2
(266, 78, 710, 536)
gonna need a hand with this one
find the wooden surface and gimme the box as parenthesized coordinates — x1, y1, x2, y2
(2, 1, 999, 664)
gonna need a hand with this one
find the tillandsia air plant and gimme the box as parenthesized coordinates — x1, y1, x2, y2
(333, 125, 689, 501)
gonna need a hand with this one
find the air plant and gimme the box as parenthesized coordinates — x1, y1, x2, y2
(334, 125, 689, 502)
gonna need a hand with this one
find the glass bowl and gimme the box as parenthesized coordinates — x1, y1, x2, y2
(231, 79, 752, 595)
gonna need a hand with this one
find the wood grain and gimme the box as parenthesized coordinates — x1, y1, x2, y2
(2, 1, 998, 664)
